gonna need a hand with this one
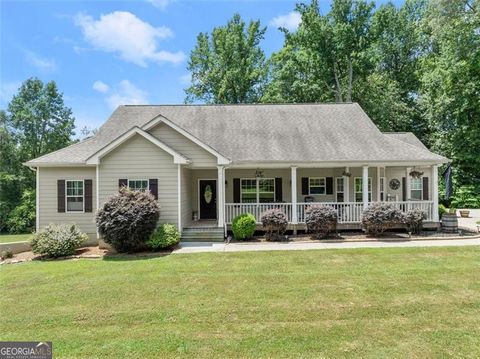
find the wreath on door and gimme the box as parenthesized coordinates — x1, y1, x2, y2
(389, 178, 400, 190)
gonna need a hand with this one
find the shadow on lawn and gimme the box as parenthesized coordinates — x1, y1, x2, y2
(102, 247, 176, 261)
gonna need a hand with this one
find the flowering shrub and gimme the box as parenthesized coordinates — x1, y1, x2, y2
(403, 208, 427, 234)
(31, 224, 88, 258)
(96, 187, 160, 252)
(305, 205, 338, 239)
(232, 213, 256, 240)
(261, 208, 288, 241)
(361, 203, 404, 236)
(148, 224, 180, 250)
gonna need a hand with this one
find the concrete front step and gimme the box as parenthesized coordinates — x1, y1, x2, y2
(181, 227, 225, 242)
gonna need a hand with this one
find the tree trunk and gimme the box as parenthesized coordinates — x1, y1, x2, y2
(333, 62, 344, 103)
(347, 59, 353, 103)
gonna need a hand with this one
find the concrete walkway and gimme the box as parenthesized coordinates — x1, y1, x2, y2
(174, 238, 480, 254)
(457, 209, 480, 232)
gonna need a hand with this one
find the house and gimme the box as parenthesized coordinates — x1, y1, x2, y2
(25, 103, 449, 241)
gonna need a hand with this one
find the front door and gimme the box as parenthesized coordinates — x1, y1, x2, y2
(199, 180, 217, 219)
(336, 177, 345, 202)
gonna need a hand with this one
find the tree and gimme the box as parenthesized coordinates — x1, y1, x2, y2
(185, 14, 267, 103)
(419, 0, 480, 186)
(1, 77, 76, 232)
(6, 78, 75, 187)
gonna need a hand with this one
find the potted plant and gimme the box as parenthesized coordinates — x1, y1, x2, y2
(459, 209, 470, 218)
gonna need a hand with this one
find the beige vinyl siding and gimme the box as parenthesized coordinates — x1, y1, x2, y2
(98, 134, 178, 227)
(385, 166, 432, 201)
(38, 167, 97, 236)
(297, 168, 339, 202)
(181, 166, 192, 227)
(149, 123, 217, 167)
(225, 169, 291, 203)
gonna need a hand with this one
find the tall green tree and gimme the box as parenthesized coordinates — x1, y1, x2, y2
(7, 78, 75, 175)
(185, 14, 267, 104)
(1, 77, 75, 232)
(419, 0, 480, 185)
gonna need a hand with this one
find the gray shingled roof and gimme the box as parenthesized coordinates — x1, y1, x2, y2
(383, 132, 429, 150)
(25, 103, 448, 165)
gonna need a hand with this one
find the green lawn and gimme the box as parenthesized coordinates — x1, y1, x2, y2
(1, 247, 480, 358)
(0, 233, 32, 243)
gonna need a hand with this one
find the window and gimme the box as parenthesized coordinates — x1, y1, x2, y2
(354, 177, 372, 202)
(66, 180, 84, 212)
(309, 177, 326, 195)
(380, 177, 385, 201)
(128, 179, 149, 192)
(336, 177, 344, 202)
(410, 177, 423, 200)
(241, 178, 275, 203)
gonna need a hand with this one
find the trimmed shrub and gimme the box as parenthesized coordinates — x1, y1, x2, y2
(232, 213, 256, 240)
(404, 208, 427, 234)
(261, 208, 288, 241)
(31, 224, 88, 258)
(96, 187, 160, 252)
(305, 205, 338, 239)
(361, 203, 404, 236)
(148, 224, 180, 250)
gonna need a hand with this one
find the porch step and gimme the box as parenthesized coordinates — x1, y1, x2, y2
(181, 227, 225, 242)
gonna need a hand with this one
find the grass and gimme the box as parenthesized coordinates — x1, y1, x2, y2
(1, 246, 480, 358)
(0, 233, 32, 243)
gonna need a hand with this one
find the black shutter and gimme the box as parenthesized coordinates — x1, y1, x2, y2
(84, 179, 93, 212)
(301, 177, 309, 195)
(423, 177, 429, 200)
(233, 178, 240, 203)
(275, 178, 282, 202)
(119, 179, 128, 189)
(149, 179, 158, 199)
(57, 180, 65, 213)
(326, 177, 333, 195)
(402, 177, 406, 201)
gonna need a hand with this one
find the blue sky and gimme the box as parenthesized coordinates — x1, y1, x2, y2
(1, 0, 401, 133)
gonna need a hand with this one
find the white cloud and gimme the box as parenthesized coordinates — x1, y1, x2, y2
(106, 80, 148, 109)
(24, 50, 57, 71)
(147, 0, 174, 10)
(74, 11, 185, 66)
(93, 80, 110, 93)
(269, 12, 302, 32)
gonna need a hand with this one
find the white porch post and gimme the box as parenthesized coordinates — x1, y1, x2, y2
(36, 167, 40, 232)
(406, 167, 411, 201)
(217, 165, 225, 227)
(96, 164, 99, 239)
(291, 166, 298, 224)
(344, 167, 350, 202)
(362, 165, 369, 209)
(432, 164, 439, 222)
(376, 166, 381, 202)
(177, 164, 182, 231)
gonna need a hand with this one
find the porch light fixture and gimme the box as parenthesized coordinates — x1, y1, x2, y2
(342, 170, 352, 177)
(255, 169, 264, 178)
(409, 169, 424, 178)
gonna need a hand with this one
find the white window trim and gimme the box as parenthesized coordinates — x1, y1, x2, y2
(127, 179, 149, 192)
(65, 179, 85, 213)
(240, 178, 275, 203)
(308, 177, 326, 195)
(354, 177, 372, 202)
(410, 176, 423, 201)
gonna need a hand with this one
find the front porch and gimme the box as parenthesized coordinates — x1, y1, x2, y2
(182, 164, 440, 232)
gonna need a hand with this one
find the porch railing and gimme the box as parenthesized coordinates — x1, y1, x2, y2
(225, 201, 434, 224)
(297, 202, 364, 223)
(225, 203, 292, 224)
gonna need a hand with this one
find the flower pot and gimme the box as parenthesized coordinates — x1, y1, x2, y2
(459, 210, 470, 218)
(441, 213, 458, 233)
